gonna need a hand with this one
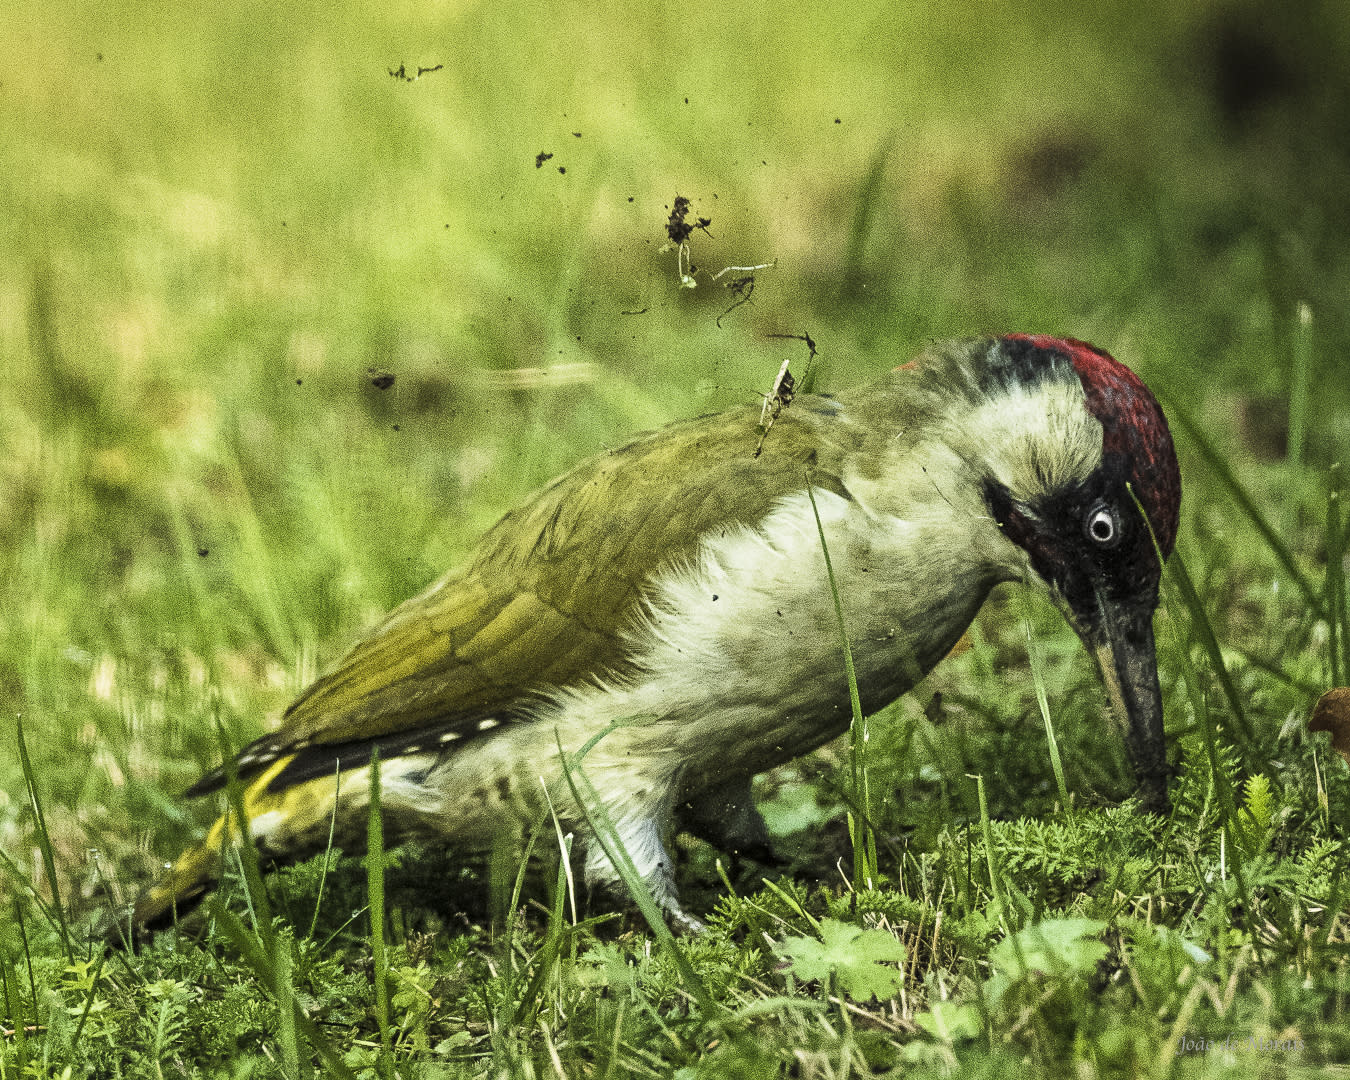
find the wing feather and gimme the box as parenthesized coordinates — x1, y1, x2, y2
(190, 396, 864, 796)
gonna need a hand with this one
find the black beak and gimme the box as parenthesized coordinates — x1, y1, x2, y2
(1083, 596, 1170, 812)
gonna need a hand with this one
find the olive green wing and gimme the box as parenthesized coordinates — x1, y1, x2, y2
(189, 395, 863, 796)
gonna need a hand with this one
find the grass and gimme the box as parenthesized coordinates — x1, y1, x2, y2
(4, 0, 1350, 1075)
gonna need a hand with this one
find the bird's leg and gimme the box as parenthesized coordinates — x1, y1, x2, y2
(678, 776, 784, 867)
(581, 808, 705, 935)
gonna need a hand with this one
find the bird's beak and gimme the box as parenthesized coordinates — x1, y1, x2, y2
(1084, 596, 1170, 812)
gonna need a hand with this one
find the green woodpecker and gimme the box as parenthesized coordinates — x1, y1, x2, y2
(131, 334, 1181, 935)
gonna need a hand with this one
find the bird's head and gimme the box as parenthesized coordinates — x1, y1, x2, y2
(930, 334, 1182, 809)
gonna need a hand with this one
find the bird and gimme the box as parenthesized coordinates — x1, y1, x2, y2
(129, 333, 1181, 936)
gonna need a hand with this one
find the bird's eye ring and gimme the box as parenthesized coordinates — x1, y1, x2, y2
(1085, 503, 1120, 548)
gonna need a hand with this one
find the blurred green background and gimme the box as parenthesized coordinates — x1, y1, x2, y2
(3, 0, 1349, 899)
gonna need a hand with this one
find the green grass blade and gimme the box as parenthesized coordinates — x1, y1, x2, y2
(68, 949, 108, 1050)
(1127, 480, 1253, 749)
(366, 746, 393, 1078)
(305, 764, 344, 941)
(759, 878, 822, 934)
(512, 841, 573, 1029)
(1289, 302, 1312, 468)
(1333, 491, 1344, 688)
(836, 131, 896, 306)
(212, 710, 275, 950)
(1328, 493, 1343, 687)
(555, 731, 720, 1020)
(1, 908, 30, 1074)
(1165, 548, 1255, 749)
(0, 846, 64, 942)
(275, 931, 300, 1080)
(209, 901, 360, 1080)
(1129, 491, 1264, 961)
(970, 774, 1006, 930)
(14, 715, 72, 961)
(542, 787, 578, 927)
(805, 480, 877, 891)
(12, 901, 38, 1017)
(1169, 402, 1324, 618)
(1325, 477, 1347, 687)
(498, 823, 539, 958)
(495, 823, 543, 1025)
(1023, 615, 1070, 808)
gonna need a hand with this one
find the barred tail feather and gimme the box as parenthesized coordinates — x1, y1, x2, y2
(130, 757, 298, 935)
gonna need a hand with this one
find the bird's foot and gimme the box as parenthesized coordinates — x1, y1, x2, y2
(664, 904, 707, 936)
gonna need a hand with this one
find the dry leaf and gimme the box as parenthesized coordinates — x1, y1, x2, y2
(1308, 687, 1350, 765)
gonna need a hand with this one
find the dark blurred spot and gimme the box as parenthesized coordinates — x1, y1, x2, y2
(1206, 12, 1301, 125)
(1237, 395, 1289, 460)
(1007, 130, 1096, 204)
(1193, 206, 1250, 255)
(369, 369, 396, 390)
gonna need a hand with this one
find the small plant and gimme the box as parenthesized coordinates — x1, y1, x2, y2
(774, 917, 907, 1003)
(1236, 772, 1274, 859)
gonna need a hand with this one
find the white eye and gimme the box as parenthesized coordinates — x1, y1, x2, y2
(1085, 504, 1119, 547)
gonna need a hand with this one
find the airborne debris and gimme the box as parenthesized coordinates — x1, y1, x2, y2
(765, 331, 819, 385)
(663, 196, 714, 288)
(716, 275, 755, 327)
(661, 195, 774, 302)
(713, 264, 775, 326)
(388, 63, 444, 82)
(754, 332, 819, 457)
(754, 360, 795, 458)
(760, 358, 796, 424)
(665, 196, 711, 246)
